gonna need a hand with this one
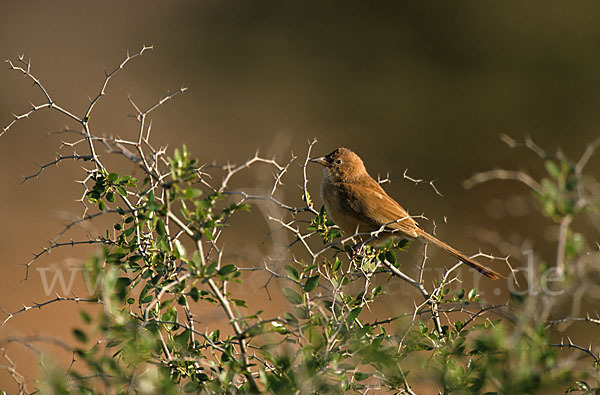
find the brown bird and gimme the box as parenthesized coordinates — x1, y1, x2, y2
(310, 147, 500, 279)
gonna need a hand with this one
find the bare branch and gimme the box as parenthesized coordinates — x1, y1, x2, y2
(378, 168, 444, 197)
(500, 133, 553, 159)
(463, 168, 543, 193)
(25, 238, 104, 281)
(549, 337, 599, 364)
(0, 349, 28, 395)
(2, 56, 80, 136)
(22, 153, 93, 183)
(3, 295, 100, 326)
(84, 45, 153, 121)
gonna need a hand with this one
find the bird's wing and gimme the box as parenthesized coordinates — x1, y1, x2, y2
(342, 176, 420, 238)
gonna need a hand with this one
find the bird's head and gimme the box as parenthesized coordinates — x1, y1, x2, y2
(310, 147, 367, 182)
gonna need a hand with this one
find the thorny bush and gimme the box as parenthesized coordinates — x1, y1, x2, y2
(2, 47, 600, 394)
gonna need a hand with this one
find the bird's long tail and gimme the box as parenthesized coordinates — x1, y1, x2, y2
(416, 229, 501, 280)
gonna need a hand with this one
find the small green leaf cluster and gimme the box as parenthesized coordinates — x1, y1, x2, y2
(86, 171, 137, 211)
(308, 205, 341, 243)
(537, 160, 579, 221)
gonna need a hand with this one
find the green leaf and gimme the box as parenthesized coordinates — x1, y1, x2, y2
(107, 172, 119, 183)
(354, 372, 369, 381)
(174, 329, 191, 349)
(129, 255, 143, 263)
(282, 288, 302, 305)
(139, 292, 153, 304)
(196, 373, 209, 382)
(327, 229, 341, 240)
(106, 191, 115, 202)
(217, 264, 236, 276)
(184, 187, 203, 199)
(285, 265, 299, 281)
(173, 239, 186, 259)
(116, 185, 128, 197)
(545, 160, 561, 179)
(304, 275, 319, 293)
(108, 252, 127, 260)
(333, 257, 342, 272)
(79, 311, 92, 324)
(188, 287, 199, 302)
(161, 307, 177, 329)
(205, 261, 218, 276)
(73, 328, 88, 343)
(347, 306, 362, 323)
(396, 239, 410, 249)
(86, 190, 100, 203)
(454, 320, 464, 332)
(284, 312, 298, 325)
(122, 226, 134, 237)
(105, 339, 122, 348)
(385, 250, 396, 264)
(566, 232, 584, 259)
(271, 321, 288, 334)
(98, 199, 106, 211)
(541, 178, 558, 199)
(203, 229, 214, 240)
(319, 205, 326, 216)
(156, 218, 167, 236)
(106, 252, 126, 264)
(294, 306, 309, 319)
(232, 298, 247, 307)
(303, 264, 318, 272)
(468, 288, 478, 300)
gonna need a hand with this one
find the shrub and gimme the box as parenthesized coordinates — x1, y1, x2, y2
(2, 47, 599, 394)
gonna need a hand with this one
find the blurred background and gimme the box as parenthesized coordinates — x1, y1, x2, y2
(1, 0, 600, 390)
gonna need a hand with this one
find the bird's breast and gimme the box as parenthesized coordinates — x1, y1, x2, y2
(320, 175, 369, 235)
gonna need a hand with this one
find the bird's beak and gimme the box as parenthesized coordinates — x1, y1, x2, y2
(309, 156, 328, 166)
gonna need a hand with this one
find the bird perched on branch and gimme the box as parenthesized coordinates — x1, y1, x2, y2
(310, 147, 500, 279)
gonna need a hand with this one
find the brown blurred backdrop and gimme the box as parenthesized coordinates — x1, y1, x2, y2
(1, 1, 600, 391)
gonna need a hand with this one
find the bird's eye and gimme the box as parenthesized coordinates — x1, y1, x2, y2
(335, 159, 342, 164)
